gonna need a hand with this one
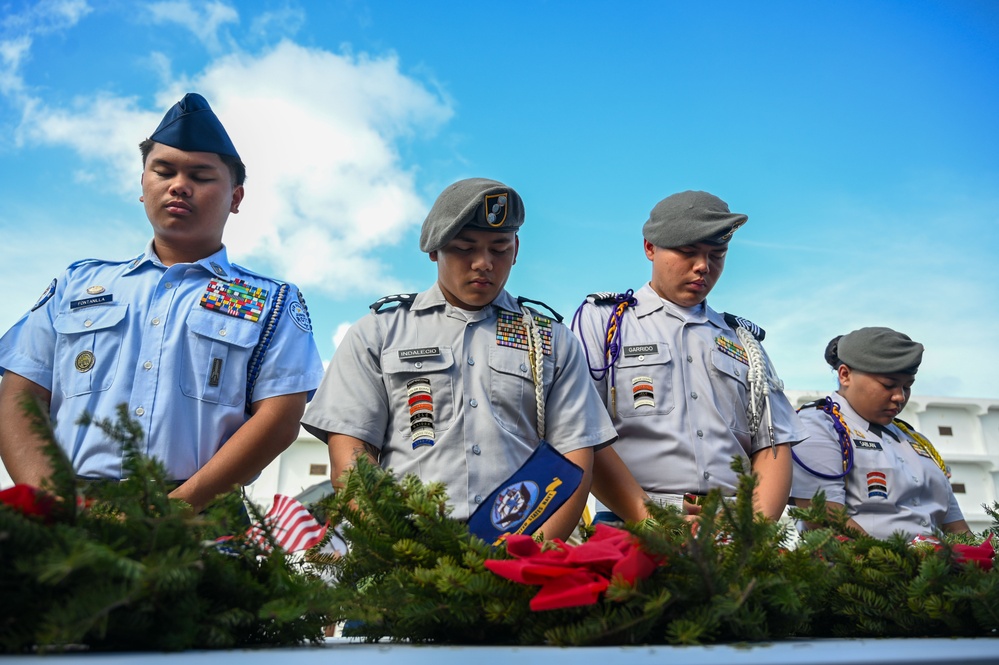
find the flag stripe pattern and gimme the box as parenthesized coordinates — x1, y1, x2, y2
(245, 494, 328, 553)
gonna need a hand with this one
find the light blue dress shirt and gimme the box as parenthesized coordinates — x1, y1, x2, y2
(0, 242, 324, 480)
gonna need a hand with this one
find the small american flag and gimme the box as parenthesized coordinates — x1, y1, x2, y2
(245, 494, 328, 553)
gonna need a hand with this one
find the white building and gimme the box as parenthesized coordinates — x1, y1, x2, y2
(3, 390, 997, 534)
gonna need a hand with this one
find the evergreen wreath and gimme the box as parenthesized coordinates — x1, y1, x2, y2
(312, 456, 998, 646)
(0, 398, 337, 654)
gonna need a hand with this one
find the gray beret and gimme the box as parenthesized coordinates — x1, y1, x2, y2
(642, 190, 748, 248)
(419, 178, 524, 253)
(825, 327, 924, 375)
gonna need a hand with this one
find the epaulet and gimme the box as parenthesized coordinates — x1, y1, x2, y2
(370, 293, 418, 313)
(586, 291, 623, 305)
(67, 257, 127, 270)
(228, 262, 283, 286)
(516, 296, 563, 323)
(892, 417, 915, 431)
(723, 312, 766, 341)
(797, 399, 826, 411)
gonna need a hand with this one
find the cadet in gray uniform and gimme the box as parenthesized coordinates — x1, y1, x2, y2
(572, 191, 805, 523)
(790, 327, 971, 539)
(302, 178, 617, 541)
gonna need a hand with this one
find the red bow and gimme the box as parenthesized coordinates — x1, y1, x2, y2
(912, 533, 995, 571)
(0, 484, 57, 523)
(484, 524, 661, 611)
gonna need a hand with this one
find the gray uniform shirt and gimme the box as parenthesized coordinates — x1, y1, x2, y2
(790, 392, 964, 539)
(302, 284, 617, 521)
(573, 283, 805, 498)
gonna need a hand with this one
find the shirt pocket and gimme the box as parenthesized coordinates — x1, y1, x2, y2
(52, 304, 129, 398)
(382, 347, 457, 442)
(710, 350, 750, 436)
(488, 345, 552, 437)
(851, 447, 896, 512)
(616, 342, 674, 417)
(181, 308, 259, 406)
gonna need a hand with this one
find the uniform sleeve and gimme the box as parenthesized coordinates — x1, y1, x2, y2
(0, 276, 61, 389)
(789, 407, 848, 505)
(300, 314, 390, 448)
(943, 487, 965, 524)
(543, 321, 618, 455)
(246, 284, 324, 402)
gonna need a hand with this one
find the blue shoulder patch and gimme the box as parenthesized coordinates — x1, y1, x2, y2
(31, 278, 57, 311)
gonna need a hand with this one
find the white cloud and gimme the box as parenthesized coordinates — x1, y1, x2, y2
(145, 1, 239, 53)
(9, 39, 452, 298)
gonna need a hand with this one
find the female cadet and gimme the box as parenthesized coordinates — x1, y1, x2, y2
(790, 327, 971, 539)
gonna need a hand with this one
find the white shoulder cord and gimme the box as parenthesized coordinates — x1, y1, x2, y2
(733, 326, 778, 457)
(520, 306, 547, 440)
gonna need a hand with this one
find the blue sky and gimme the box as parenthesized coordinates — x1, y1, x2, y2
(1, 0, 997, 398)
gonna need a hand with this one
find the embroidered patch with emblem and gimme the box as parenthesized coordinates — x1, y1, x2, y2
(70, 294, 113, 310)
(632, 376, 655, 409)
(485, 192, 509, 227)
(866, 471, 888, 499)
(407, 378, 435, 449)
(854, 439, 883, 451)
(496, 310, 553, 355)
(490, 480, 540, 530)
(31, 279, 57, 312)
(200, 278, 267, 322)
(287, 297, 312, 333)
(75, 351, 95, 373)
(86, 285, 105, 295)
(715, 336, 749, 365)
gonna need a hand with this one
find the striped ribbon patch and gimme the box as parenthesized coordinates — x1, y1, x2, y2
(496, 310, 553, 355)
(200, 278, 267, 322)
(408, 378, 435, 449)
(866, 471, 888, 499)
(715, 335, 749, 365)
(632, 376, 655, 409)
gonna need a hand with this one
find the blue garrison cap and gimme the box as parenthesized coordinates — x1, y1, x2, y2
(149, 93, 239, 158)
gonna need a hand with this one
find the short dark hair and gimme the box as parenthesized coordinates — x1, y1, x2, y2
(139, 138, 246, 186)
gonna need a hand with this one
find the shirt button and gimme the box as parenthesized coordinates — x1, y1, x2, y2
(687, 355, 693, 363)
(638, 355, 645, 361)
(164, 282, 173, 289)
(467, 357, 475, 366)
(219, 329, 227, 337)
(135, 406, 145, 416)
(470, 399, 478, 408)
(691, 392, 698, 400)
(920, 519, 929, 526)
(520, 363, 528, 372)
(151, 317, 161, 326)
(913, 498, 920, 506)
(474, 495, 483, 504)
(414, 361, 423, 369)
(735, 369, 741, 377)
(696, 430, 703, 438)
(472, 445, 481, 455)
(143, 361, 153, 370)
(84, 319, 93, 328)
(703, 471, 710, 480)
(912, 476, 919, 483)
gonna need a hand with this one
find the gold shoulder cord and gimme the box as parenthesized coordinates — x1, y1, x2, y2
(892, 419, 950, 478)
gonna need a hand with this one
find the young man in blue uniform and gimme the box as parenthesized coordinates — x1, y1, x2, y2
(0, 93, 324, 511)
